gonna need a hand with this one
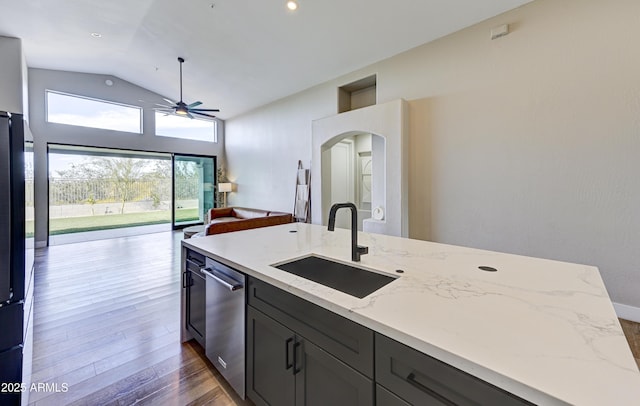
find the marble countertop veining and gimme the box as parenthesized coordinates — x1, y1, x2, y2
(183, 223, 640, 405)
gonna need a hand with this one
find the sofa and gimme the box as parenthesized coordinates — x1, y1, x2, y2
(204, 207, 293, 236)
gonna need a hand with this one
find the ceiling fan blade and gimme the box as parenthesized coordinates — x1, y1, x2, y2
(192, 111, 217, 119)
(190, 108, 220, 112)
(187, 101, 202, 108)
(163, 97, 176, 105)
(186, 112, 194, 119)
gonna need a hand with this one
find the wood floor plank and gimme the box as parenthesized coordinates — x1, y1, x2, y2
(131, 362, 218, 406)
(103, 346, 213, 406)
(33, 297, 178, 340)
(29, 231, 246, 406)
(28, 364, 97, 404)
(33, 304, 176, 353)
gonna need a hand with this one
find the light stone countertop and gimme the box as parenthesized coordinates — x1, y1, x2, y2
(183, 223, 640, 405)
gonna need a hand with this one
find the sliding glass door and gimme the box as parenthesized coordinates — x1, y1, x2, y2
(173, 154, 215, 228)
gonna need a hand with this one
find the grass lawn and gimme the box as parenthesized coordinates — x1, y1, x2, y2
(43, 208, 199, 235)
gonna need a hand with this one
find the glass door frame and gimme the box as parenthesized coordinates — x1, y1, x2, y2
(171, 153, 217, 230)
(45, 143, 217, 241)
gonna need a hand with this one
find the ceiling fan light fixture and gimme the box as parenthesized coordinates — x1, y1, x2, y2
(153, 57, 220, 120)
(286, 0, 298, 11)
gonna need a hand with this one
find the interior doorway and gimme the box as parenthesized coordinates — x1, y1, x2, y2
(312, 99, 409, 237)
(325, 134, 373, 231)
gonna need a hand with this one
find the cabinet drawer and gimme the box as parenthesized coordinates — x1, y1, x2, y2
(248, 276, 374, 377)
(185, 248, 205, 271)
(375, 333, 533, 406)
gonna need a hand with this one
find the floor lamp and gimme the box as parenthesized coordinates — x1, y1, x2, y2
(219, 183, 232, 207)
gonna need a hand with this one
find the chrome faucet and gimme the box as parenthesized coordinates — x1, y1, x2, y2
(327, 202, 368, 262)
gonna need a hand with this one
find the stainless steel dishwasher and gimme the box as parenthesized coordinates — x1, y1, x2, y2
(203, 257, 246, 399)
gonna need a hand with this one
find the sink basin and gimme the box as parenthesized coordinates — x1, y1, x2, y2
(273, 255, 396, 298)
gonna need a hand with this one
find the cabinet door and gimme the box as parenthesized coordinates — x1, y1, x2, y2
(248, 277, 374, 377)
(377, 385, 411, 406)
(186, 269, 206, 347)
(247, 306, 296, 406)
(295, 339, 373, 406)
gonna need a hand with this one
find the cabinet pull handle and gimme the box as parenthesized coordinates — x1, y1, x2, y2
(285, 337, 294, 370)
(406, 372, 456, 406)
(293, 341, 302, 375)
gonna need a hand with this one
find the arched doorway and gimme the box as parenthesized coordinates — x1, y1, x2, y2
(312, 99, 408, 237)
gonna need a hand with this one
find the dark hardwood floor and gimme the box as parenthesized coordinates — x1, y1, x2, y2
(29, 231, 251, 406)
(28, 230, 640, 405)
(620, 319, 640, 370)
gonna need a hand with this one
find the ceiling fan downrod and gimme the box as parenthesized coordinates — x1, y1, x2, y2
(178, 57, 185, 103)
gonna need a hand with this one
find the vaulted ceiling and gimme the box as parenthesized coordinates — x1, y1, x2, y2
(0, 0, 532, 119)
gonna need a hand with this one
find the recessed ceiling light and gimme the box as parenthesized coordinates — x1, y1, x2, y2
(90, 32, 102, 38)
(286, 1, 298, 11)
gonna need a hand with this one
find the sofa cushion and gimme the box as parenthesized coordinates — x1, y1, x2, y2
(268, 211, 289, 217)
(232, 207, 270, 219)
(210, 217, 243, 224)
(210, 207, 234, 219)
(204, 208, 293, 236)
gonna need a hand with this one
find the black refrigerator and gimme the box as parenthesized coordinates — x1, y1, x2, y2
(0, 111, 34, 406)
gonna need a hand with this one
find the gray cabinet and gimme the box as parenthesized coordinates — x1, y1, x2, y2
(247, 276, 374, 377)
(184, 249, 206, 347)
(375, 333, 533, 406)
(247, 306, 295, 406)
(246, 277, 373, 406)
(246, 276, 534, 406)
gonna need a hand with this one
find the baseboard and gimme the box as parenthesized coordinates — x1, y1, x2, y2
(613, 302, 640, 323)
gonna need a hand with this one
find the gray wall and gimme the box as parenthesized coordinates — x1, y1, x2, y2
(225, 0, 640, 310)
(28, 68, 225, 245)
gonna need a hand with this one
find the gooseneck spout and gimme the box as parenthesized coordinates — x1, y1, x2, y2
(327, 202, 368, 262)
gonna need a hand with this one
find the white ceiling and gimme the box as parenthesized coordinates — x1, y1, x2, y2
(0, 0, 532, 119)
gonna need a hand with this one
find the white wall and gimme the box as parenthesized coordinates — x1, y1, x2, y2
(225, 0, 640, 309)
(28, 68, 225, 244)
(225, 85, 334, 212)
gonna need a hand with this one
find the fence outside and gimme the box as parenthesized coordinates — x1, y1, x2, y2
(49, 178, 201, 217)
(48, 177, 199, 208)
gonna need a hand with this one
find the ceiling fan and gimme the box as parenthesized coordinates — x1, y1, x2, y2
(154, 57, 219, 119)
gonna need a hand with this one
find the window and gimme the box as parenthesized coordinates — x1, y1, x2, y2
(155, 112, 218, 143)
(46, 90, 142, 133)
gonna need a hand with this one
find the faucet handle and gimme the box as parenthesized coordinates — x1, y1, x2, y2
(354, 245, 368, 262)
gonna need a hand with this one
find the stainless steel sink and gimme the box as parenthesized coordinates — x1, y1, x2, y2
(272, 255, 397, 298)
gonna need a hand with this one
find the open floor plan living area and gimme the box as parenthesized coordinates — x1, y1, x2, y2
(2, 1, 640, 405)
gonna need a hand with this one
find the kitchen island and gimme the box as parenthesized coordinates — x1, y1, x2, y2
(182, 223, 640, 405)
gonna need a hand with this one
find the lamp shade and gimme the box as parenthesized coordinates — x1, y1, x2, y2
(218, 182, 232, 193)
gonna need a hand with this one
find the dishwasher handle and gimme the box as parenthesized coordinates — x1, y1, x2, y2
(202, 267, 244, 291)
